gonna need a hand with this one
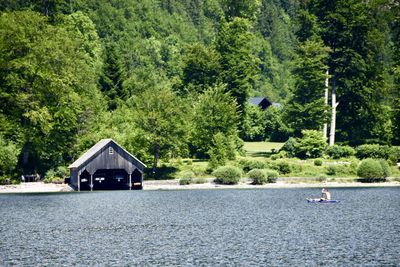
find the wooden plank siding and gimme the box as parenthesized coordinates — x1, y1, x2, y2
(68, 139, 146, 191)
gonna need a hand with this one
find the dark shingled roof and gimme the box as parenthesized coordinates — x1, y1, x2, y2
(249, 97, 267, 106)
(68, 139, 146, 169)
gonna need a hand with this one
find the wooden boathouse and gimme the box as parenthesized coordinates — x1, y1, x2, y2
(68, 139, 146, 191)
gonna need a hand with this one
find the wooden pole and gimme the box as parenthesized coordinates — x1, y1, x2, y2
(78, 173, 80, 192)
(129, 173, 132, 190)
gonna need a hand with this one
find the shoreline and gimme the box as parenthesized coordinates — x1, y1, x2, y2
(0, 180, 399, 193)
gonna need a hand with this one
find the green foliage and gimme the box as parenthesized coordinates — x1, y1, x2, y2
(264, 106, 291, 142)
(0, 10, 103, 173)
(266, 170, 279, 183)
(193, 178, 207, 184)
(276, 161, 291, 175)
(144, 165, 178, 180)
(280, 137, 298, 158)
(213, 165, 242, 184)
(1, 0, 399, 177)
(325, 165, 337, 176)
(379, 160, 391, 178)
(325, 145, 356, 159)
(191, 84, 239, 158)
(216, 17, 260, 116)
(314, 159, 323, 166)
(44, 166, 67, 184)
(238, 158, 268, 172)
(208, 132, 236, 169)
(357, 158, 386, 182)
(310, 0, 394, 144)
(284, 38, 330, 135)
(0, 135, 20, 177)
(241, 104, 267, 141)
(355, 144, 390, 160)
(130, 86, 189, 172)
(248, 169, 267, 185)
(295, 130, 327, 159)
(180, 43, 220, 95)
(179, 171, 195, 185)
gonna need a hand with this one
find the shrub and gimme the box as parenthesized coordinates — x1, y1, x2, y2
(355, 144, 389, 159)
(325, 145, 355, 159)
(239, 159, 268, 172)
(356, 158, 385, 182)
(0, 176, 11, 185)
(314, 159, 323, 166)
(193, 178, 207, 184)
(208, 133, 236, 169)
(388, 147, 400, 166)
(379, 159, 391, 178)
(179, 177, 192, 185)
(248, 169, 267, 185)
(295, 130, 327, 159)
(179, 171, 195, 185)
(266, 170, 279, 183)
(277, 161, 291, 174)
(213, 165, 242, 185)
(0, 135, 20, 177)
(280, 137, 298, 158)
(325, 165, 337, 176)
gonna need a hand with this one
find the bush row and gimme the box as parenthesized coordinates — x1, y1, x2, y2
(281, 138, 400, 164)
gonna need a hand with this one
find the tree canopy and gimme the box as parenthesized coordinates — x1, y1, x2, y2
(0, 0, 398, 177)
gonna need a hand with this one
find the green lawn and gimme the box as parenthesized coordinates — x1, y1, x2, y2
(243, 141, 284, 157)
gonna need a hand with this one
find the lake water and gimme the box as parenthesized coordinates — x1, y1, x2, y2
(1, 188, 399, 266)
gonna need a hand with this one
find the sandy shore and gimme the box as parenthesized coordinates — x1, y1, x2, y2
(0, 179, 399, 193)
(0, 182, 73, 193)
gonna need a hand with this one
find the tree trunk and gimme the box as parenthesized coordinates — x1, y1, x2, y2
(323, 69, 329, 139)
(329, 78, 339, 146)
(152, 143, 159, 174)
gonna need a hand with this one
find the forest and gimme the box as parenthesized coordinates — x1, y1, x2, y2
(0, 0, 399, 180)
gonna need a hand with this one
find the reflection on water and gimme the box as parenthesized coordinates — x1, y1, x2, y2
(1, 188, 399, 266)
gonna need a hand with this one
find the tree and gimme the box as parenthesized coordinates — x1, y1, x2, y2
(310, 0, 393, 144)
(222, 0, 261, 21)
(191, 84, 240, 158)
(0, 135, 20, 178)
(180, 43, 220, 95)
(215, 17, 260, 121)
(130, 85, 189, 173)
(99, 42, 127, 110)
(0, 11, 103, 173)
(241, 104, 267, 141)
(284, 38, 330, 136)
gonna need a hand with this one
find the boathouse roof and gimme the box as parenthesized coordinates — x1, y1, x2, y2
(68, 139, 146, 170)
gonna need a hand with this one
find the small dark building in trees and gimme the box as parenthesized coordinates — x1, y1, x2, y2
(248, 97, 272, 110)
(68, 139, 146, 191)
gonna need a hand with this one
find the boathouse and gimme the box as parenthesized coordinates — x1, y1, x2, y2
(68, 139, 146, 191)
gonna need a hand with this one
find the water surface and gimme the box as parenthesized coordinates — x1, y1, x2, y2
(1, 188, 399, 266)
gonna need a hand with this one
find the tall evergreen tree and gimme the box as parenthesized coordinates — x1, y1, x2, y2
(310, 0, 393, 144)
(99, 43, 127, 110)
(284, 38, 330, 136)
(215, 17, 260, 118)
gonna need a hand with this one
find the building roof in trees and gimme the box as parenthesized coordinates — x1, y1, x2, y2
(68, 139, 146, 170)
(248, 97, 272, 110)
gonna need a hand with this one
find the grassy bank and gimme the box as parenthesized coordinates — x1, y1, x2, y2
(147, 142, 400, 185)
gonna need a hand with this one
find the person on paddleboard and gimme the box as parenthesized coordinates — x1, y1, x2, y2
(321, 188, 331, 200)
